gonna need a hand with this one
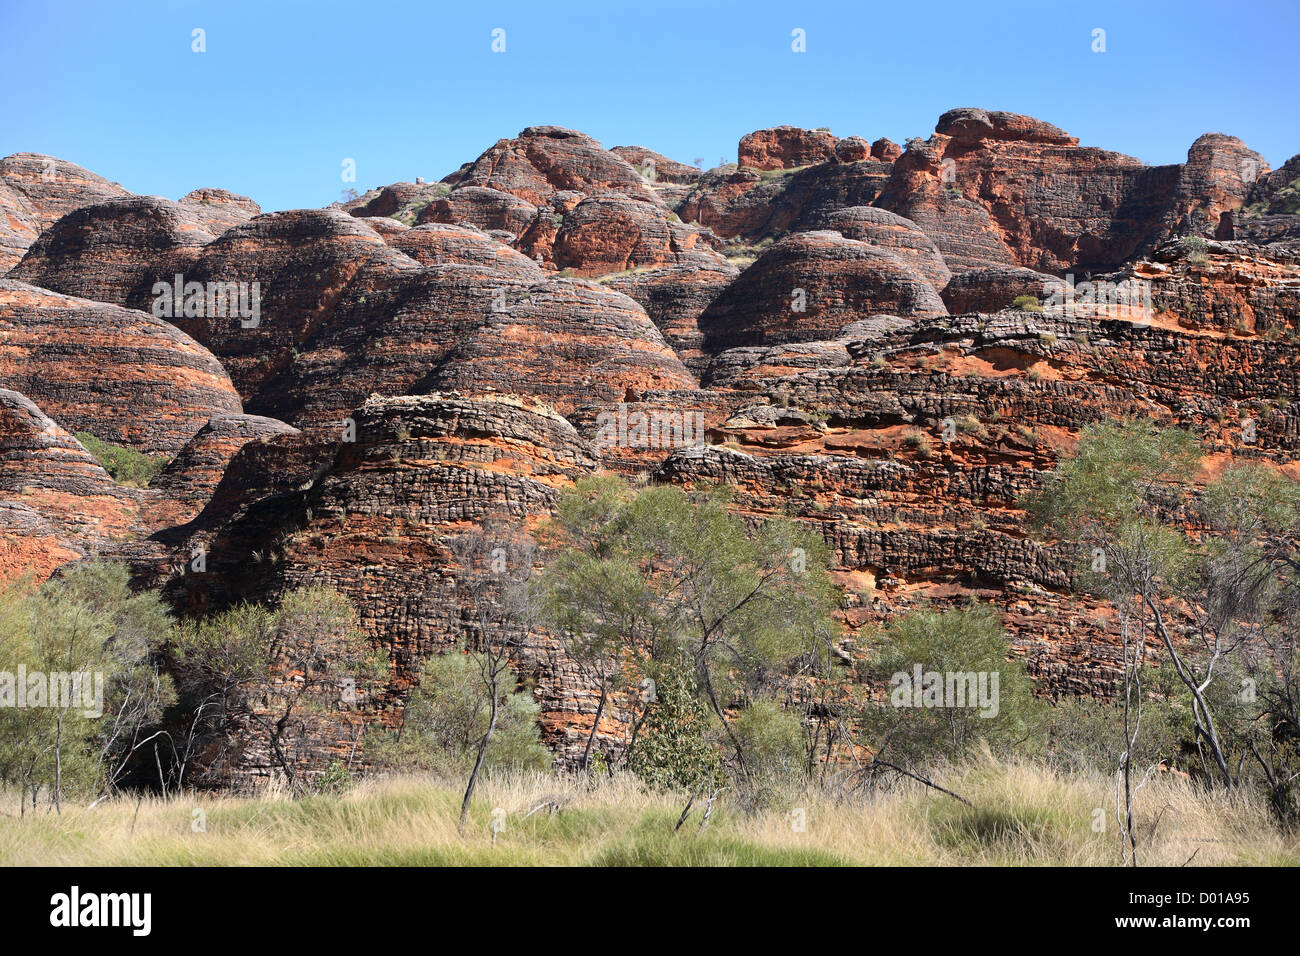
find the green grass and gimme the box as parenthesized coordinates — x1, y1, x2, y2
(74, 432, 168, 487)
(4, 758, 1295, 866)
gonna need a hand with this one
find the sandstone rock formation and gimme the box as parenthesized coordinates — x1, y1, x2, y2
(5, 112, 1297, 784)
(179, 188, 261, 234)
(698, 231, 947, 350)
(0, 153, 130, 233)
(0, 388, 138, 579)
(453, 126, 659, 206)
(739, 126, 839, 170)
(0, 280, 242, 453)
(10, 196, 216, 305)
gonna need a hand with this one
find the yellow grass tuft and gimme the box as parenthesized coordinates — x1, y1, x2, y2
(2, 758, 1295, 866)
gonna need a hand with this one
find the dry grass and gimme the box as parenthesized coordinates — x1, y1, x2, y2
(2, 757, 1295, 866)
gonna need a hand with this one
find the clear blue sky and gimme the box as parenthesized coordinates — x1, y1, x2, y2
(2, 0, 1296, 212)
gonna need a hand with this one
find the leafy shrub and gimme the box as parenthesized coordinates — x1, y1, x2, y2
(628, 653, 722, 793)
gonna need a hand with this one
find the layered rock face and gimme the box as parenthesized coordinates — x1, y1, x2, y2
(0, 388, 138, 579)
(941, 265, 1058, 314)
(0, 180, 42, 273)
(874, 109, 1268, 275)
(698, 231, 947, 351)
(739, 126, 840, 170)
(4, 112, 1298, 785)
(454, 126, 660, 207)
(10, 196, 217, 305)
(417, 186, 538, 237)
(149, 413, 299, 526)
(609, 146, 701, 185)
(0, 153, 130, 232)
(179, 188, 261, 234)
(0, 280, 242, 454)
(140, 395, 610, 783)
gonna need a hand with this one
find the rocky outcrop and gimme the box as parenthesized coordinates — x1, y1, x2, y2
(10, 196, 216, 305)
(453, 126, 659, 206)
(739, 127, 839, 170)
(388, 222, 546, 275)
(0, 180, 41, 272)
(602, 256, 739, 372)
(609, 146, 700, 185)
(941, 265, 1057, 314)
(140, 394, 609, 784)
(815, 206, 951, 290)
(546, 194, 728, 276)
(1139, 238, 1300, 336)
(423, 279, 697, 413)
(879, 110, 1267, 275)
(0, 388, 139, 570)
(698, 231, 947, 351)
(343, 182, 452, 224)
(179, 189, 261, 235)
(679, 160, 893, 243)
(0, 280, 242, 453)
(4, 116, 1297, 781)
(416, 185, 538, 237)
(149, 413, 299, 526)
(0, 153, 130, 233)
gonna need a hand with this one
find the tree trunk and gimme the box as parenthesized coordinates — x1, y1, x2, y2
(581, 684, 608, 774)
(459, 687, 500, 835)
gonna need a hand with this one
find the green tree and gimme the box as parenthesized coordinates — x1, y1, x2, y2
(537, 477, 840, 793)
(368, 651, 550, 776)
(1029, 419, 1300, 845)
(862, 603, 1043, 767)
(172, 586, 379, 793)
(627, 652, 721, 793)
(0, 562, 175, 811)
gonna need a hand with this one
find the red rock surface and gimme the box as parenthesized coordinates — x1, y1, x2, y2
(453, 126, 659, 206)
(10, 196, 216, 305)
(179, 188, 261, 235)
(698, 231, 947, 350)
(739, 126, 839, 170)
(416, 185, 538, 237)
(5, 113, 1298, 780)
(609, 146, 701, 185)
(0, 153, 129, 233)
(0, 388, 139, 577)
(941, 265, 1058, 314)
(0, 280, 242, 453)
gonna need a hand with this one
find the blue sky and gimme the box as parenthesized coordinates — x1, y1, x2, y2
(2, 0, 1296, 212)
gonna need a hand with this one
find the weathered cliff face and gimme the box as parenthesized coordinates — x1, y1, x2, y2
(3, 112, 1297, 786)
(609, 146, 701, 185)
(136, 395, 613, 784)
(179, 188, 261, 235)
(454, 126, 660, 207)
(738, 126, 840, 170)
(10, 196, 217, 305)
(698, 231, 947, 351)
(0, 180, 42, 273)
(0, 153, 130, 270)
(0, 388, 139, 580)
(875, 109, 1268, 276)
(148, 413, 299, 527)
(0, 280, 242, 454)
